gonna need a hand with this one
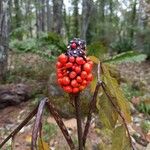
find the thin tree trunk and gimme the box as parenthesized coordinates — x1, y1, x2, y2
(63, 5, 70, 39)
(100, 0, 105, 37)
(80, 0, 93, 40)
(109, 0, 113, 23)
(35, 0, 40, 38)
(129, 0, 137, 42)
(41, 0, 45, 32)
(46, 0, 52, 32)
(52, 0, 63, 35)
(72, 0, 79, 37)
(14, 0, 22, 40)
(0, 0, 9, 82)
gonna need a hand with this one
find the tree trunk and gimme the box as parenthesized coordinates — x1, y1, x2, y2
(14, 0, 22, 40)
(100, 0, 105, 37)
(0, 0, 9, 82)
(63, 5, 71, 39)
(46, 0, 52, 32)
(72, 0, 79, 37)
(52, 0, 63, 35)
(80, 0, 93, 40)
(41, 0, 45, 32)
(129, 0, 137, 42)
(109, 0, 113, 23)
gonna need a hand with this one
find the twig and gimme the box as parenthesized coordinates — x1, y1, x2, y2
(82, 82, 101, 147)
(0, 105, 38, 148)
(82, 61, 101, 147)
(101, 82, 135, 150)
(97, 61, 101, 82)
(74, 94, 83, 150)
(46, 99, 75, 150)
(31, 98, 47, 150)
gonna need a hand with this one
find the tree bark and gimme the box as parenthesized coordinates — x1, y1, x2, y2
(63, 5, 71, 39)
(72, 0, 79, 37)
(46, 0, 52, 32)
(41, 0, 45, 32)
(52, 0, 63, 35)
(0, 0, 9, 82)
(14, 0, 22, 40)
(129, 0, 137, 42)
(80, 0, 93, 40)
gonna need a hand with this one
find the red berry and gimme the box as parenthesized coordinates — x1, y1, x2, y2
(58, 54, 68, 64)
(69, 56, 75, 63)
(76, 57, 85, 65)
(75, 66, 81, 74)
(72, 88, 79, 93)
(72, 65, 76, 70)
(58, 78, 63, 85)
(88, 61, 94, 67)
(56, 61, 63, 68)
(57, 73, 63, 78)
(83, 63, 92, 73)
(82, 80, 87, 86)
(81, 71, 87, 79)
(63, 86, 72, 93)
(69, 71, 77, 79)
(57, 69, 62, 74)
(66, 62, 73, 68)
(71, 43, 76, 49)
(79, 85, 86, 91)
(87, 73, 93, 81)
(71, 79, 79, 88)
(86, 57, 90, 61)
(76, 76, 82, 83)
(62, 76, 70, 85)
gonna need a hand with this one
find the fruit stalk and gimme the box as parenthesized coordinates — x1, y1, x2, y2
(74, 93, 83, 150)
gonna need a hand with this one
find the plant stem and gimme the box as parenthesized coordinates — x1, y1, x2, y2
(82, 61, 101, 147)
(82, 82, 101, 147)
(31, 98, 47, 150)
(46, 99, 75, 150)
(0, 105, 38, 148)
(74, 94, 83, 150)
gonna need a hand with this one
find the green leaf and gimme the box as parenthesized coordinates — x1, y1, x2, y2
(38, 138, 49, 150)
(104, 51, 147, 64)
(101, 64, 131, 123)
(97, 92, 118, 129)
(111, 125, 130, 150)
(90, 77, 97, 93)
(89, 56, 99, 64)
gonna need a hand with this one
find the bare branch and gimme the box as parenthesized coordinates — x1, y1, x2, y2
(31, 98, 47, 150)
(46, 99, 75, 150)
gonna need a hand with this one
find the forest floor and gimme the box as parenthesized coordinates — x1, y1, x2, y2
(0, 53, 150, 150)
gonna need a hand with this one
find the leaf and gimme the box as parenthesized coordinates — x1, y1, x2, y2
(90, 77, 97, 93)
(111, 125, 130, 150)
(88, 56, 99, 64)
(38, 138, 49, 150)
(97, 92, 118, 129)
(104, 51, 147, 64)
(101, 64, 131, 123)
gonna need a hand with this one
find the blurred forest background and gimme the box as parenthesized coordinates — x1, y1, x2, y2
(0, 0, 150, 150)
(1, 0, 150, 57)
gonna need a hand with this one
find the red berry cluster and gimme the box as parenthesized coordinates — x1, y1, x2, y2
(56, 38, 93, 94)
